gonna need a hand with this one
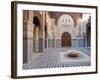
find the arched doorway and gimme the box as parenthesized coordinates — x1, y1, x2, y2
(86, 16, 91, 47)
(33, 16, 40, 52)
(57, 14, 74, 47)
(61, 32, 71, 47)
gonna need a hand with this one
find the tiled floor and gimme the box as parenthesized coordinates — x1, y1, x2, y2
(23, 47, 91, 70)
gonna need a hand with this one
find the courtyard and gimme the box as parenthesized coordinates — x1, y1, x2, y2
(23, 47, 90, 69)
(23, 11, 91, 70)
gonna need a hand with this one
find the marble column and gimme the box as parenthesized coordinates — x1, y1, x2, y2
(34, 27, 39, 52)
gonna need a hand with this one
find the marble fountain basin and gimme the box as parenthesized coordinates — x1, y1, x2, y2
(59, 50, 90, 65)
